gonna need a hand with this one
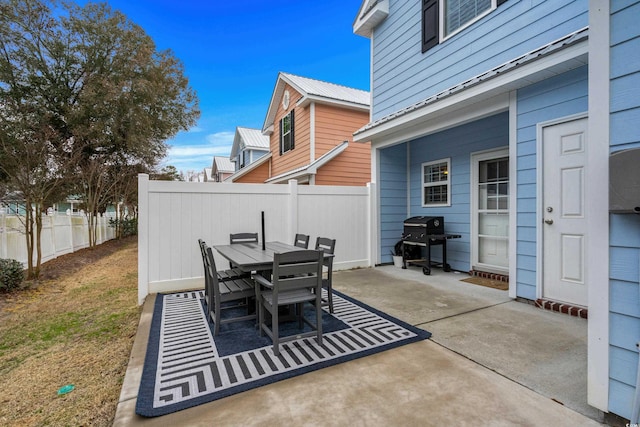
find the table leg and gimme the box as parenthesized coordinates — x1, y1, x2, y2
(442, 238, 451, 272)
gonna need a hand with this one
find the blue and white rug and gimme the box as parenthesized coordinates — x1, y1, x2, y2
(136, 289, 431, 417)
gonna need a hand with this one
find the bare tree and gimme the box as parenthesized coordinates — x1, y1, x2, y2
(0, 0, 200, 274)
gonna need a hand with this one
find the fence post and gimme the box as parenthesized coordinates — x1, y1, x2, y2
(288, 179, 298, 244)
(367, 182, 377, 267)
(68, 212, 74, 253)
(138, 173, 150, 305)
(50, 214, 57, 260)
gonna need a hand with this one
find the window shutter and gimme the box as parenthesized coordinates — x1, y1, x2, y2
(290, 109, 295, 151)
(422, 0, 439, 53)
(279, 117, 283, 155)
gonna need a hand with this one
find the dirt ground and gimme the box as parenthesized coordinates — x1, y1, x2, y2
(0, 237, 136, 307)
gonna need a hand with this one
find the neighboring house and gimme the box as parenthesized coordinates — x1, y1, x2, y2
(2, 193, 116, 216)
(229, 127, 270, 175)
(227, 72, 371, 185)
(210, 157, 234, 182)
(203, 167, 213, 182)
(353, 0, 640, 421)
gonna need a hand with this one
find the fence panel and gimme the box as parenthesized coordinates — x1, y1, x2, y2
(0, 212, 115, 266)
(137, 174, 374, 304)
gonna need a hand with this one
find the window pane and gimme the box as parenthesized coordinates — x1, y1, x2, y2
(445, 0, 491, 35)
(281, 112, 292, 153)
(283, 133, 291, 152)
(424, 162, 448, 183)
(425, 185, 448, 204)
(498, 159, 509, 179)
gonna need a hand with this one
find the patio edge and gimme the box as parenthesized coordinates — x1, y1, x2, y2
(113, 294, 156, 426)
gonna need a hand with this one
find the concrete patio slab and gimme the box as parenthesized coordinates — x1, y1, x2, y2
(114, 266, 605, 426)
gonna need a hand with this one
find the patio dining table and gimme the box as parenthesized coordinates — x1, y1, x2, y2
(213, 241, 316, 274)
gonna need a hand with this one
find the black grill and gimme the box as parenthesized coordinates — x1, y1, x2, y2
(402, 216, 444, 243)
(400, 216, 461, 275)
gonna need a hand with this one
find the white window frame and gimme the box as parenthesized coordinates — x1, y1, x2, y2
(440, 0, 497, 42)
(280, 111, 293, 154)
(422, 158, 451, 207)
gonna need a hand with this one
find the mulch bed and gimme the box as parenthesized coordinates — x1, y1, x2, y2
(0, 236, 137, 307)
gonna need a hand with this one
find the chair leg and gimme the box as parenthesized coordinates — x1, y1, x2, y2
(258, 296, 264, 337)
(315, 298, 323, 346)
(212, 299, 221, 336)
(327, 283, 334, 314)
(272, 304, 280, 356)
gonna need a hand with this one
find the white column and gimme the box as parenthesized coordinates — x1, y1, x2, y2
(367, 182, 377, 267)
(508, 90, 518, 299)
(587, 0, 610, 412)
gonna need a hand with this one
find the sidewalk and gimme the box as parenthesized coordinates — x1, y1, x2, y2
(114, 266, 605, 426)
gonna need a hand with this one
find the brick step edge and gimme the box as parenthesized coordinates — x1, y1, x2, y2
(535, 299, 588, 319)
(469, 270, 509, 283)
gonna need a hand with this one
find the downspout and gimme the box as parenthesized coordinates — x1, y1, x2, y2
(632, 340, 640, 423)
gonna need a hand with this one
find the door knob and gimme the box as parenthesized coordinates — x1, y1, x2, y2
(544, 219, 553, 225)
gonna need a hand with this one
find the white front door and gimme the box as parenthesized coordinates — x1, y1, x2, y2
(542, 117, 588, 307)
(472, 149, 509, 273)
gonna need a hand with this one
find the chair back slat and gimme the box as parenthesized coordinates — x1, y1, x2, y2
(315, 237, 336, 254)
(230, 233, 259, 244)
(272, 250, 323, 294)
(315, 237, 336, 268)
(294, 233, 310, 249)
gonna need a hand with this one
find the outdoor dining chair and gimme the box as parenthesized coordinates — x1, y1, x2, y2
(294, 233, 310, 249)
(315, 237, 336, 313)
(199, 239, 248, 308)
(229, 232, 259, 268)
(203, 244, 256, 335)
(252, 249, 324, 356)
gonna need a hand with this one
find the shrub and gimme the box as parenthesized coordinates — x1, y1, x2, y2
(0, 259, 24, 291)
(108, 217, 138, 237)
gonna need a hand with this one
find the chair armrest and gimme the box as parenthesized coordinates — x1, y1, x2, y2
(252, 274, 274, 289)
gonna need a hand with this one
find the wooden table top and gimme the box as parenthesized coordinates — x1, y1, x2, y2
(213, 241, 306, 272)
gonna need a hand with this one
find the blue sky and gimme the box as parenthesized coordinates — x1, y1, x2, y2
(95, 0, 370, 175)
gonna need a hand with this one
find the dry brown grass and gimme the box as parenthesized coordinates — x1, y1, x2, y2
(0, 237, 140, 426)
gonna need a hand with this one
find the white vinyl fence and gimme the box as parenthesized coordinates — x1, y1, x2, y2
(0, 212, 116, 266)
(137, 174, 376, 305)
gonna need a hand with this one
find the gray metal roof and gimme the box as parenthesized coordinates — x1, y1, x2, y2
(354, 26, 589, 137)
(282, 73, 370, 107)
(236, 127, 270, 150)
(213, 156, 234, 173)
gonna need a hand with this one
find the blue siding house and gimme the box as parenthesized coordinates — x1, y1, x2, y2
(353, 0, 640, 421)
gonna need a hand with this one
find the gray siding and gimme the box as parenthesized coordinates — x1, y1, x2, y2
(608, 0, 640, 419)
(514, 65, 588, 300)
(372, 0, 588, 120)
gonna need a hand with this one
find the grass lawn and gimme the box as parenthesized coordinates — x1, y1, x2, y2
(0, 237, 140, 426)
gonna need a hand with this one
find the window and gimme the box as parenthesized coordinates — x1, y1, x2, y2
(422, 0, 507, 53)
(422, 158, 451, 206)
(238, 150, 250, 169)
(279, 110, 295, 155)
(444, 0, 491, 36)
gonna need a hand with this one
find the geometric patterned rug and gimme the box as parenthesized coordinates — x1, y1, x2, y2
(136, 289, 431, 417)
